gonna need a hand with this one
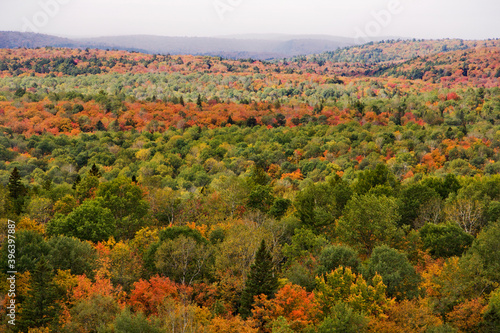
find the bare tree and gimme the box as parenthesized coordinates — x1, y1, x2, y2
(445, 199, 484, 235)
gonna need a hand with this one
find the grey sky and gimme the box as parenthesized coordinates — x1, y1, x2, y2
(0, 0, 499, 39)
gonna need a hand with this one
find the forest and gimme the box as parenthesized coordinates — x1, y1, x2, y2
(1, 38, 500, 332)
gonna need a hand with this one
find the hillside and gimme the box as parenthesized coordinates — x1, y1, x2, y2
(0, 31, 358, 60)
(1, 40, 500, 332)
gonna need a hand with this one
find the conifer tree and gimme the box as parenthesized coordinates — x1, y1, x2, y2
(89, 164, 101, 178)
(19, 256, 60, 331)
(240, 239, 278, 318)
(8, 167, 26, 215)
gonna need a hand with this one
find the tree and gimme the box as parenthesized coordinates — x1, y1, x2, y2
(88, 163, 102, 178)
(252, 283, 319, 332)
(240, 240, 278, 318)
(294, 176, 352, 231)
(65, 294, 120, 332)
(354, 163, 398, 195)
(363, 245, 422, 301)
(8, 167, 26, 214)
(1, 230, 50, 273)
(47, 198, 116, 242)
(155, 235, 212, 286)
(398, 183, 441, 228)
(46, 236, 97, 276)
(337, 194, 399, 255)
(314, 267, 391, 318)
(18, 257, 60, 331)
(482, 287, 500, 332)
(317, 244, 361, 276)
(96, 176, 149, 239)
(419, 223, 473, 258)
(197, 94, 203, 110)
(317, 303, 368, 333)
(114, 308, 163, 333)
(445, 198, 484, 236)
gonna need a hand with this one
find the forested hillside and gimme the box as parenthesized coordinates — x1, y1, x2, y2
(1, 40, 500, 332)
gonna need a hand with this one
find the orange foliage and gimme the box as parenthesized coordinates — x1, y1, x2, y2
(128, 275, 179, 316)
(252, 283, 320, 332)
(446, 297, 487, 332)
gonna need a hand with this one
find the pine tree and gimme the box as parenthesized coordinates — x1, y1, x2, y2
(8, 167, 24, 199)
(196, 94, 203, 110)
(89, 164, 101, 178)
(8, 167, 26, 215)
(179, 96, 185, 106)
(240, 240, 278, 318)
(19, 256, 60, 331)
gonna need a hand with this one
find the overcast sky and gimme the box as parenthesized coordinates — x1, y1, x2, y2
(0, 0, 499, 39)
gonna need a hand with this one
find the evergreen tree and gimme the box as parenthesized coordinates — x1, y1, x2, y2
(179, 96, 185, 106)
(8, 167, 26, 215)
(240, 240, 278, 318)
(88, 163, 101, 178)
(19, 256, 60, 331)
(196, 94, 203, 110)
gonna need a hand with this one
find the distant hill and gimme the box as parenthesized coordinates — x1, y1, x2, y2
(0, 31, 361, 59)
(0, 31, 76, 49)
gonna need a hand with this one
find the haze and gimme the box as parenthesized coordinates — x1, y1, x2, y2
(0, 0, 499, 40)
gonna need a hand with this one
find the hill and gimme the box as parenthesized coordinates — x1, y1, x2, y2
(0, 31, 359, 59)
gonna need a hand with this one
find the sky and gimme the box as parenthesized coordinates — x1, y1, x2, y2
(0, 0, 499, 40)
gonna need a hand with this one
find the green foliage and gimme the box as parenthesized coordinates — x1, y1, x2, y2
(283, 228, 327, 260)
(460, 222, 500, 295)
(46, 236, 98, 276)
(67, 295, 120, 332)
(363, 245, 421, 301)
(96, 176, 149, 239)
(240, 240, 278, 318)
(337, 194, 400, 255)
(317, 303, 368, 333)
(7, 167, 26, 215)
(482, 287, 500, 332)
(269, 198, 292, 220)
(1, 230, 50, 273)
(18, 257, 60, 332)
(294, 176, 352, 231)
(114, 308, 163, 333)
(354, 164, 398, 195)
(420, 223, 473, 258)
(47, 198, 116, 242)
(317, 244, 361, 275)
(397, 183, 441, 228)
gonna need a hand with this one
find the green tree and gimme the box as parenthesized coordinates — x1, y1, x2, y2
(294, 176, 352, 231)
(96, 176, 149, 239)
(46, 236, 98, 276)
(363, 245, 421, 301)
(88, 163, 102, 178)
(354, 164, 398, 195)
(1, 230, 50, 273)
(114, 308, 162, 333)
(317, 303, 368, 333)
(240, 240, 278, 318)
(18, 257, 60, 331)
(419, 223, 473, 258)
(8, 167, 26, 215)
(482, 287, 500, 332)
(337, 194, 399, 255)
(47, 198, 116, 242)
(398, 183, 441, 228)
(317, 244, 361, 276)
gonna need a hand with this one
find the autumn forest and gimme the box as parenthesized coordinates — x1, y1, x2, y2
(1, 38, 500, 332)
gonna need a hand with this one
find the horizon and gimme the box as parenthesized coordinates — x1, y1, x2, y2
(1, 0, 499, 41)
